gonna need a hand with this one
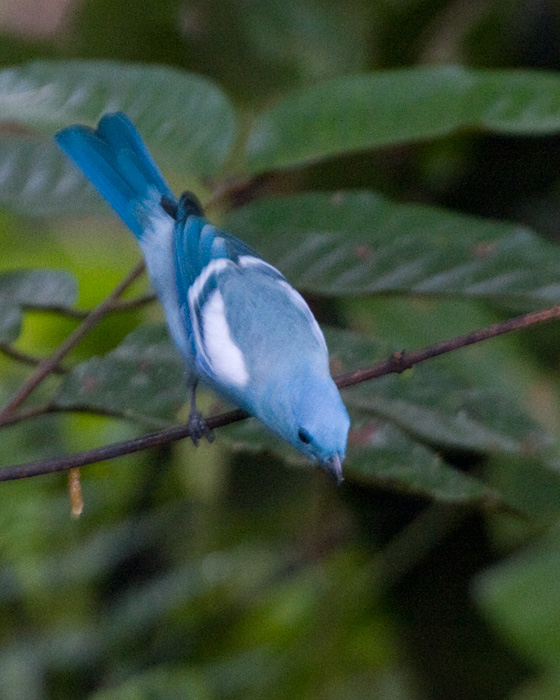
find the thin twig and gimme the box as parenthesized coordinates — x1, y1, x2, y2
(0, 404, 56, 427)
(105, 292, 156, 313)
(0, 344, 67, 374)
(335, 304, 560, 389)
(0, 261, 145, 425)
(0, 408, 246, 481)
(35, 293, 156, 319)
(1, 302, 560, 482)
(0, 403, 174, 430)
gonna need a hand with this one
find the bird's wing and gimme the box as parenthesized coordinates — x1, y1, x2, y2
(172, 209, 328, 405)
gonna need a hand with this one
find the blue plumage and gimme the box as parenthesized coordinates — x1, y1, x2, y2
(56, 112, 350, 481)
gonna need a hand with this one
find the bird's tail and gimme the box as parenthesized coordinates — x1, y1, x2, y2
(55, 112, 176, 239)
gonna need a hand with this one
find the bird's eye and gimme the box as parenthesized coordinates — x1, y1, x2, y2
(298, 428, 312, 444)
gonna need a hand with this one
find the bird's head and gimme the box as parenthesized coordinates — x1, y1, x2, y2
(293, 378, 350, 484)
(252, 371, 350, 484)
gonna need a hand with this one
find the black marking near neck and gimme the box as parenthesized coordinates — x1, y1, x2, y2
(161, 191, 204, 221)
(178, 191, 205, 219)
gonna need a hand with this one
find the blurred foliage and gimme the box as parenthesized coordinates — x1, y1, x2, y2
(1, 1, 560, 699)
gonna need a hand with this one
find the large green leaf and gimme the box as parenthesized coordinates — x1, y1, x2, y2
(246, 67, 560, 172)
(0, 269, 77, 343)
(0, 60, 236, 177)
(223, 414, 494, 504)
(0, 61, 237, 216)
(54, 323, 186, 427)
(347, 423, 494, 504)
(224, 191, 560, 304)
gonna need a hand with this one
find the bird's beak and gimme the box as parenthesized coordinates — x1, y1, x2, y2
(321, 453, 344, 485)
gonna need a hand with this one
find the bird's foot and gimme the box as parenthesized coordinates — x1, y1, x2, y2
(187, 407, 214, 446)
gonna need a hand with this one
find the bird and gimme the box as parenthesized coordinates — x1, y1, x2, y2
(55, 112, 350, 482)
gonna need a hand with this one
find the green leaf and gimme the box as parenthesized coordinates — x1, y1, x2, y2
(223, 414, 494, 504)
(54, 323, 186, 426)
(224, 191, 560, 304)
(0, 269, 76, 308)
(326, 328, 550, 457)
(475, 526, 560, 668)
(246, 67, 560, 172)
(0, 138, 101, 217)
(347, 422, 495, 504)
(485, 456, 560, 523)
(0, 269, 77, 343)
(352, 391, 528, 455)
(0, 59, 236, 176)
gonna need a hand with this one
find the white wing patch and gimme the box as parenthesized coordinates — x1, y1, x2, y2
(200, 290, 249, 387)
(188, 258, 229, 309)
(278, 280, 328, 353)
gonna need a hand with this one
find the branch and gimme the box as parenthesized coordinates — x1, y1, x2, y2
(0, 261, 145, 425)
(34, 292, 156, 319)
(0, 409, 247, 481)
(0, 343, 67, 374)
(335, 304, 560, 388)
(0, 403, 175, 430)
(1, 303, 560, 482)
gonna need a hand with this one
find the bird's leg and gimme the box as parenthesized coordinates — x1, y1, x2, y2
(187, 383, 214, 445)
